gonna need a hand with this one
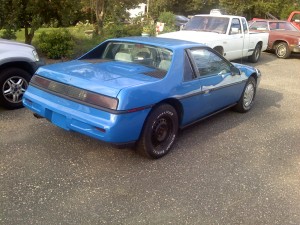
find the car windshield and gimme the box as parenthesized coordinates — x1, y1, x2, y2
(183, 16, 229, 34)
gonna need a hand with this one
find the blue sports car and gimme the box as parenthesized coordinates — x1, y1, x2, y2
(23, 37, 261, 159)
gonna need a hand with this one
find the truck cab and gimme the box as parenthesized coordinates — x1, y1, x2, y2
(287, 11, 300, 30)
(159, 12, 269, 63)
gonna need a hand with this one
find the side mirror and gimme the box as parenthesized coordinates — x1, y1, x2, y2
(231, 27, 239, 34)
(231, 66, 241, 76)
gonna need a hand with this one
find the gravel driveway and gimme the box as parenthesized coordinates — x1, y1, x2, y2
(1, 52, 300, 224)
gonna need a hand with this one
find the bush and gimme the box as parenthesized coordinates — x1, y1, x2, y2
(37, 29, 75, 59)
(0, 28, 17, 40)
(103, 23, 143, 38)
(158, 11, 177, 33)
(71, 35, 104, 58)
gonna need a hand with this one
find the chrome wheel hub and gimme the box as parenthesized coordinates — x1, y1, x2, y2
(243, 83, 254, 107)
(277, 45, 286, 57)
(3, 76, 28, 103)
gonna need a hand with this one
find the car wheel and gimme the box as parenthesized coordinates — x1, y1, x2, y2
(137, 104, 178, 159)
(234, 76, 256, 113)
(248, 44, 261, 63)
(275, 42, 291, 59)
(0, 68, 31, 109)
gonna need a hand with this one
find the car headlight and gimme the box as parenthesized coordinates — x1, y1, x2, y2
(32, 50, 40, 61)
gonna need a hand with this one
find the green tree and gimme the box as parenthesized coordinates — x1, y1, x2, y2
(148, 0, 218, 19)
(84, 0, 142, 34)
(0, 0, 82, 44)
(219, 0, 299, 20)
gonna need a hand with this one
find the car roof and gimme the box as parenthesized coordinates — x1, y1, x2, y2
(107, 36, 206, 50)
(251, 19, 290, 23)
(193, 14, 241, 19)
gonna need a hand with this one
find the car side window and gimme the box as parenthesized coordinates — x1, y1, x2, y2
(189, 48, 231, 78)
(183, 52, 194, 81)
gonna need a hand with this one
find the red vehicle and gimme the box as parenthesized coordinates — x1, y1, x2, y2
(287, 11, 300, 30)
(249, 19, 300, 58)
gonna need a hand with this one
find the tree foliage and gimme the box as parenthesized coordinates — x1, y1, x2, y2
(1, 0, 299, 45)
(219, 0, 300, 20)
(81, 0, 142, 34)
(148, 0, 299, 20)
(0, 0, 82, 44)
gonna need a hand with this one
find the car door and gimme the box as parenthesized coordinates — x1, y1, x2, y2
(179, 47, 244, 126)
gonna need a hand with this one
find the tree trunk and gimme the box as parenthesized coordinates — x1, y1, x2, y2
(94, 0, 106, 34)
(24, 26, 35, 45)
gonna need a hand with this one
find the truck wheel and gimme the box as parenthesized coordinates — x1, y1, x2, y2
(137, 104, 178, 159)
(275, 42, 291, 59)
(0, 68, 31, 109)
(248, 44, 261, 63)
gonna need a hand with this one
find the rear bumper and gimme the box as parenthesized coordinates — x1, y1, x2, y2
(23, 86, 150, 144)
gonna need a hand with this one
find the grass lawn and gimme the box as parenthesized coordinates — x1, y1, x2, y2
(1, 27, 103, 59)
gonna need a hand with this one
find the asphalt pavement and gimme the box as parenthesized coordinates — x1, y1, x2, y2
(1, 52, 300, 224)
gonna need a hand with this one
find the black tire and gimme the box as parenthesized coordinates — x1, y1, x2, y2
(275, 42, 291, 59)
(234, 76, 256, 113)
(137, 104, 178, 159)
(0, 68, 31, 109)
(248, 44, 261, 63)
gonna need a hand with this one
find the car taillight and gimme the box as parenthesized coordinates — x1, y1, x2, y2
(31, 75, 51, 89)
(30, 75, 118, 110)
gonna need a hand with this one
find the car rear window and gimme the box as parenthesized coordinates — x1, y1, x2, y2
(101, 42, 173, 72)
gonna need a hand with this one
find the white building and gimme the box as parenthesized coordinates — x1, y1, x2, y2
(127, 3, 147, 18)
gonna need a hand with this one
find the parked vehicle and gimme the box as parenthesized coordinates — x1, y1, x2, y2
(0, 39, 43, 109)
(249, 19, 300, 58)
(287, 11, 300, 30)
(23, 37, 261, 159)
(158, 12, 269, 63)
(175, 15, 189, 29)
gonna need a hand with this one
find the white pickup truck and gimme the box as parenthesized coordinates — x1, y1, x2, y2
(159, 13, 269, 63)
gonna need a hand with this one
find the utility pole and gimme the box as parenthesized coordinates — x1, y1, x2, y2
(147, 0, 149, 17)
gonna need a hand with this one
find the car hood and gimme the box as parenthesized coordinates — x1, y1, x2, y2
(158, 31, 222, 44)
(0, 38, 35, 49)
(35, 60, 161, 97)
(270, 30, 300, 37)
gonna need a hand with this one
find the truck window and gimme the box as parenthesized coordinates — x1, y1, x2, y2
(229, 18, 241, 34)
(183, 16, 229, 34)
(291, 13, 300, 22)
(241, 18, 248, 33)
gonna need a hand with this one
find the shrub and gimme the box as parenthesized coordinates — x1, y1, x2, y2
(37, 29, 75, 59)
(0, 28, 17, 40)
(103, 23, 143, 38)
(158, 11, 177, 33)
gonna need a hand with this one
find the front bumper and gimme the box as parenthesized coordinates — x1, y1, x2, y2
(23, 86, 150, 144)
(290, 44, 300, 53)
